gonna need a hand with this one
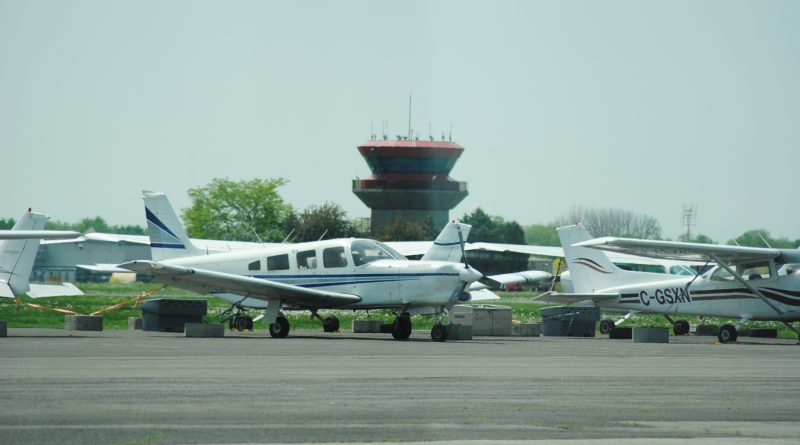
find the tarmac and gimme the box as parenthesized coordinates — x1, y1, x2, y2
(1, 327, 799, 445)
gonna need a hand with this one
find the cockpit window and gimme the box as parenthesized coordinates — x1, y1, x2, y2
(351, 240, 404, 266)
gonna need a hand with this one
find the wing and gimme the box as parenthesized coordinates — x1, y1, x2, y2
(535, 291, 618, 305)
(577, 237, 784, 264)
(120, 261, 362, 308)
(0, 230, 80, 240)
(470, 270, 551, 291)
(27, 283, 84, 298)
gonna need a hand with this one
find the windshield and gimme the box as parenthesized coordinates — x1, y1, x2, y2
(351, 240, 405, 266)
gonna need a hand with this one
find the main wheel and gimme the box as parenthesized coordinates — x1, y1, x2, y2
(232, 314, 249, 331)
(244, 315, 254, 331)
(718, 324, 738, 343)
(431, 324, 448, 342)
(323, 315, 340, 332)
(599, 319, 615, 334)
(391, 313, 412, 340)
(673, 319, 690, 336)
(269, 316, 290, 338)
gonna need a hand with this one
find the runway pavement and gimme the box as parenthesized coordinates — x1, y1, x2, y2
(1, 327, 799, 444)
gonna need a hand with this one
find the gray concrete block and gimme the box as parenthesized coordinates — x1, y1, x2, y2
(184, 323, 224, 338)
(633, 327, 669, 343)
(446, 324, 472, 340)
(748, 328, 778, 338)
(64, 315, 103, 331)
(512, 323, 541, 337)
(609, 327, 633, 339)
(0, 320, 6, 337)
(128, 317, 142, 330)
(352, 319, 383, 333)
(449, 305, 474, 326)
(471, 305, 513, 336)
(694, 324, 719, 336)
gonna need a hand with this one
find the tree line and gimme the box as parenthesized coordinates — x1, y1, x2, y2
(3, 177, 797, 249)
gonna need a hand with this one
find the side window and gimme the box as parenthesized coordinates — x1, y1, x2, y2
(267, 254, 289, 271)
(323, 247, 347, 268)
(248, 260, 261, 271)
(296, 250, 317, 270)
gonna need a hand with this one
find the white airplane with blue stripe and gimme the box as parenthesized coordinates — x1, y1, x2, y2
(121, 192, 550, 342)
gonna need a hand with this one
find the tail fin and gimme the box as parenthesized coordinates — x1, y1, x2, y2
(557, 224, 624, 293)
(0, 211, 48, 296)
(143, 191, 202, 260)
(421, 221, 471, 262)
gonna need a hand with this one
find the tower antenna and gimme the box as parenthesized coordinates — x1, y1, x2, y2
(681, 204, 697, 240)
(408, 94, 412, 140)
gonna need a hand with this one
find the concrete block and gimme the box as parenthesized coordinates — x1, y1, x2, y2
(185, 323, 224, 338)
(128, 317, 142, 330)
(471, 305, 513, 336)
(694, 324, 719, 336)
(0, 320, 7, 337)
(446, 324, 472, 340)
(64, 315, 103, 331)
(633, 327, 669, 343)
(609, 327, 633, 339)
(449, 305, 474, 326)
(512, 323, 541, 337)
(352, 319, 383, 333)
(748, 328, 778, 338)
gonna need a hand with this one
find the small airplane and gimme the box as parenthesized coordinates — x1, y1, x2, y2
(121, 191, 551, 341)
(537, 224, 800, 343)
(1, 210, 83, 298)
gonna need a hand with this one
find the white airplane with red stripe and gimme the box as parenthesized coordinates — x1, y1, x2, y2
(537, 224, 800, 343)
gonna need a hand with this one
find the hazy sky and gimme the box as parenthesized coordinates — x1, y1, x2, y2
(2, 0, 798, 242)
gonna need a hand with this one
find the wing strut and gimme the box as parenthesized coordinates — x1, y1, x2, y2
(709, 253, 784, 316)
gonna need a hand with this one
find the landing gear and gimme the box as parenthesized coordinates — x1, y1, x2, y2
(673, 319, 690, 336)
(269, 315, 290, 338)
(599, 319, 615, 334)
(323, 315, 340, 333)
(431, 324, 448, 342)
(391, 313, 412, 340)
(718, 324, 738, 343)
(229, 313, 254, 331)
(664, 315, 690, 336)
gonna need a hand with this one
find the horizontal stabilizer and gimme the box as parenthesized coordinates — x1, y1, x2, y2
(535, 291, 618, 305)
(77, 264, 134, 274)
(468, 289, 501, 301)
(0, 282, 14, 298)
(27, 283, 84, 298)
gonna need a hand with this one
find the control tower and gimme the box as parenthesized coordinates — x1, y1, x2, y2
(352, 139, 468, 235)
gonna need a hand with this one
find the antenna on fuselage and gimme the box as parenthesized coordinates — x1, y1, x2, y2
(282, 229, 295, 244)
(758, 233, 773, 248)
(250, 227, 264, 246)
(318, 229, 329, 241)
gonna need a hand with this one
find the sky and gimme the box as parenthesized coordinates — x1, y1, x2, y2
(2, 0, 799, 243)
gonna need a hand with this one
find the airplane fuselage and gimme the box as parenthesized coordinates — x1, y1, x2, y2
(595, 270, 800, 322)
(161, 238, 471, 312)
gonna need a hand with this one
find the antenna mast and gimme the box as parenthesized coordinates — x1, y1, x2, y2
(407, 94, 412, 140)
(681, 204, 697, 240)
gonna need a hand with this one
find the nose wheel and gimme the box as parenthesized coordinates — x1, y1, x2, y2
(229, 313, 254, 331)
(323, 315, 340, 333)
(431, 324, 448, 342)
(391, 313, 412, 340)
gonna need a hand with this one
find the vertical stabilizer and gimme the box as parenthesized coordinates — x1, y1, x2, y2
(421, 221, 471, 263)
(557, 224, 623, 293)
(0, 211, 47, 296)
(143, 191, 201, 260)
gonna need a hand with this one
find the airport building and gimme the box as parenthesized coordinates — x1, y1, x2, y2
(352, 139, 468, 235)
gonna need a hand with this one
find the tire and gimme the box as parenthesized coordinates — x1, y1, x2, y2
(233, 315, 248, 331)
(599, 319, 615, 334)
(673, 319, 690, 336)
(323, 315, 340, 333)
(269, 316, 290, 338)
(431, 324, 448, 342)
(391, 314, 412, 340)
(244, 315, 254, 331)
(718, 324, 738, 343)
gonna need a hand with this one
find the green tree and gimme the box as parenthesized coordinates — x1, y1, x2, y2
(294, 202, 358, 242)
(182, 177, 293, 242)
(461, 208, 528, 274)
(377, 218, 432, 242)
(524, 223, 559, 246)
(728, 229, 796, 248)
(0, 217, 15, 229)
(677, 233, 715, 244)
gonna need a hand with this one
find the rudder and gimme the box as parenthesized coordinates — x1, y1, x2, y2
(143, 191, 201, 260)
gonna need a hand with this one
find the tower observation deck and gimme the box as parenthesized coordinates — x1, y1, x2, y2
(352, 139, 468, 235)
